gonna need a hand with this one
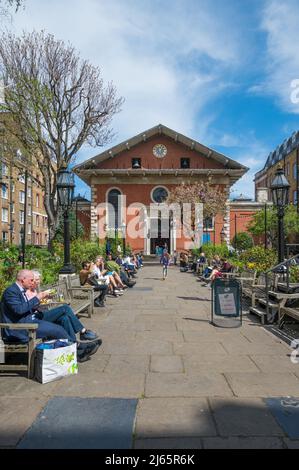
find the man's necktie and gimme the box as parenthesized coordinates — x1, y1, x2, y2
(23, 289, 33, 315)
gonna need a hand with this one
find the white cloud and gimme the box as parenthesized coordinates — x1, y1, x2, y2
(8, 0, 245, 143)
(261, 0, 299, 114)
(2, 0, 270, 199)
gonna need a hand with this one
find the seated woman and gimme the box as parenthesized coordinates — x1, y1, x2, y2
(79, 261, 108, 307)
(26, 270, 99, 342)
(204, 265, 222, 287)
(220, 258, 233, 273)
(93, 257, 124, 296)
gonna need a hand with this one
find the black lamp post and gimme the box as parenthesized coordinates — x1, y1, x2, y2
(270, 166, 290, 263)
(220, 227, 225, 244)
(121, 222, 126, 255)
(57, 166, 76, 274)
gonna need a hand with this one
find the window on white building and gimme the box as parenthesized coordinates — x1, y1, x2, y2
(293, 163, 297, 180)
(204, 217, 214, 230)
(1, 184, 8, 199)
(18, 174, 25, 184)
(1, 163, 8, 176)
(19, 190, 25, 204)
(36, 215, 39, 227)
(2, 231, 8, 242)
(27, 187, 31, 198)
(19, 210, 24, 225)
(36, 194, 39, 208)
(2, 208, 8, 223)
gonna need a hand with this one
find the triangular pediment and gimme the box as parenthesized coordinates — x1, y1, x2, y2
(74, 124, 248, 185)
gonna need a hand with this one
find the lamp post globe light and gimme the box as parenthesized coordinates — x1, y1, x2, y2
(57, 166, 76, 274)
(121, 221, 126, 255)
(270, 166, 290, 263)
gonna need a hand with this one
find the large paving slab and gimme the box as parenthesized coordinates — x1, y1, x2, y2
(17, 397, 137, 449)
(183, 354, 260, 373)
(104, 355, 150, 374)
(145, 372, 233, 397)
(249, 355, 299, 373)
(173, 342, 228, 355)
(150, 355, 184, 373)
(209, 398, 284, 436)
(52, 371, 145, 398)
(0, 397, 49, 447)
(225, 372, 299, 397)
(100, 338, 173, 355)
(135, 398, 217, 438)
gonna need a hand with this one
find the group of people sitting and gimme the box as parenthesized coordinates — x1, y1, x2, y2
(0, 252, 143, 364)
(199, 254, 233, 287)
(79, 253, 143, 307)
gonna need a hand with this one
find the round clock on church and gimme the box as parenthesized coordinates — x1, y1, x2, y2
(153, 144, 167, 158)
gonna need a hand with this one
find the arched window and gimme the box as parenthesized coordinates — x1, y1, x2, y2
(107, 189, 121, 228)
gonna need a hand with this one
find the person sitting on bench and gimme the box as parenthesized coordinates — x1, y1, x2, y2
(79, 262, 108, 307)
(1, 270, 100, 362)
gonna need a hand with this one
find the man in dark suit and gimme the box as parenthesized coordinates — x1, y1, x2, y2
(1, 270, 100, 362)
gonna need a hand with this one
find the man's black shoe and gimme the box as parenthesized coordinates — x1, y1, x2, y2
(87, 339, 102, 357)
(77, 344, 92, 363)
(127, 281, 136, 287)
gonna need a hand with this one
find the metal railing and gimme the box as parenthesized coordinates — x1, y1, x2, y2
(264, 253, 299, 319)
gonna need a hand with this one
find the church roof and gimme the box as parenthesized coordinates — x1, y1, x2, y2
(74, 123, 248, 185)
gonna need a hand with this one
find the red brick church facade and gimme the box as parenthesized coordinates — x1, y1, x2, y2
(74, 124, 259, 254)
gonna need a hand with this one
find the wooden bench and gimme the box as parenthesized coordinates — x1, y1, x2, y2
(238, 269, 257, 301)
(270, 292, 299, 329)
(56, 279, 93, 318)
(0, 321, 40, 378)
(66, 274, 102, 308)
(42, 279, 93, 318)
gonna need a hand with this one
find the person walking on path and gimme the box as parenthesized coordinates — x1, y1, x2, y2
(160, 251, 170, 280)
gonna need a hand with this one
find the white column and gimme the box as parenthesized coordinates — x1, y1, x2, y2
(223, 199, 230, 246)
(90, 184, 98, 240)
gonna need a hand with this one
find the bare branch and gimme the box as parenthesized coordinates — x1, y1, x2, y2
(0, 30, 124, 246)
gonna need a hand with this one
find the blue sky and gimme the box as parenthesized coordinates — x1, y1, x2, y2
(4, 0, 299, 199)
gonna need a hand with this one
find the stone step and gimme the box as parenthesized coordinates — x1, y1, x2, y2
(257, 298, 279, 310)
(249, 306, 267, 325)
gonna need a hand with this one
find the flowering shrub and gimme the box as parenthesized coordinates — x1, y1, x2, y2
(239, 246, 277, 273)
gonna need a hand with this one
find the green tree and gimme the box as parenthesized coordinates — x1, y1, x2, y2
(54, 210, 84, 242)
(248, 205, 299, 246)
(232, 232, 253, 251)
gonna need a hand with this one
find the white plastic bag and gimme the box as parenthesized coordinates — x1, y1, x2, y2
(35, 341, 78, 384)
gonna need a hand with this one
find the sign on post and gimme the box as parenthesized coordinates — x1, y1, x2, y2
(211, 278, 242, 327)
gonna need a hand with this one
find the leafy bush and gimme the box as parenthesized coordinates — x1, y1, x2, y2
(239, 246, 277, 273)
(192, 243, 230, 260)
(231, 232, 253, 251)
(0, 239, 107, 296)
(53, 239, 106, 271)
(290, 266, 299, 283)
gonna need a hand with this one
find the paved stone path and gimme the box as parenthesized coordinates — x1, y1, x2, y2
(1, 263, 299, 449)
